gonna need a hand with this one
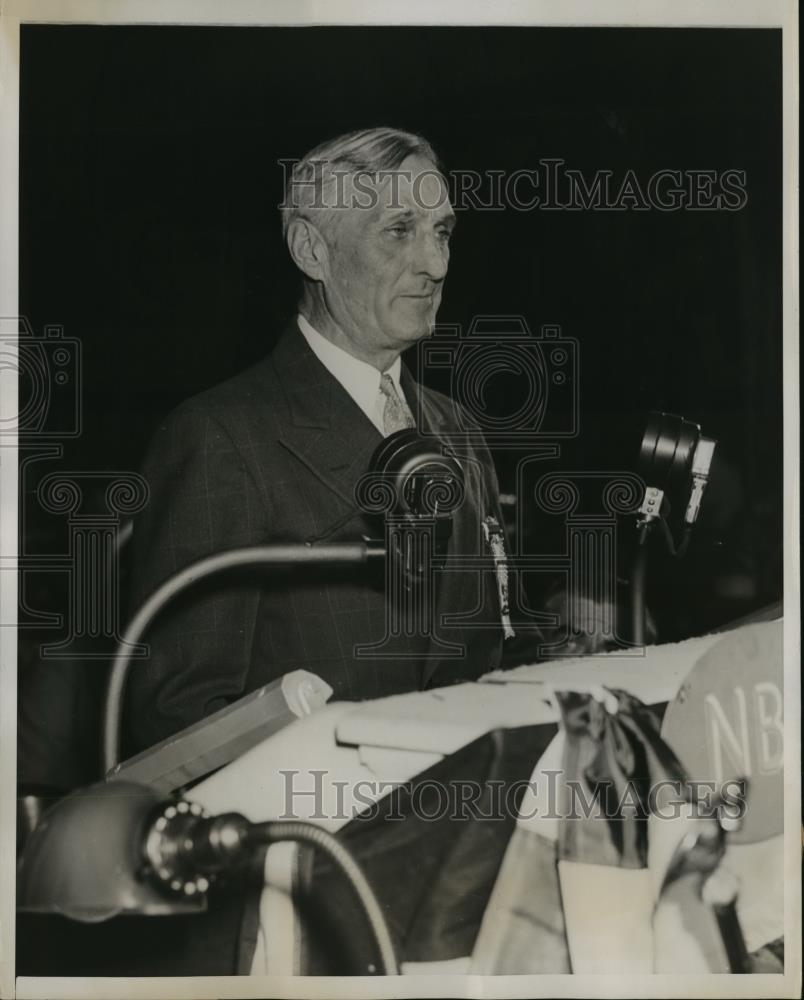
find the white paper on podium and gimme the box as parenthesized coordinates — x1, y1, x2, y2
(334, 629, 727, 760)
(482, 629, 728, 702)
(335, 680, 556, 756)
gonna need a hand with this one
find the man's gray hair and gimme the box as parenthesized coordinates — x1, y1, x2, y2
(281, 126, 442, 239)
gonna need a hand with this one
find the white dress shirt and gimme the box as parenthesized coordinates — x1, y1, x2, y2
(297, 313, 411, 437)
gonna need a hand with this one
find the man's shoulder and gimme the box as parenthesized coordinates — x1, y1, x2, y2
(164, 320, 309, 432)
(144, 353, 285, 466)
(173, 354, 279, 421)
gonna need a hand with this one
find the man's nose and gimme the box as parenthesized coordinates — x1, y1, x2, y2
(412, 232, 449, 281)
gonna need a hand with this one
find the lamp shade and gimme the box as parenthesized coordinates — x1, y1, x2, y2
(17, 780, 205, 921)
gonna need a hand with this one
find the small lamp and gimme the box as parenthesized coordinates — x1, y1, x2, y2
(17, 780, 204, 921)
(17, 778, 398, 974)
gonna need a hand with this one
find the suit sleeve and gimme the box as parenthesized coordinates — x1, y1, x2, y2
(125, 405, 264, 752)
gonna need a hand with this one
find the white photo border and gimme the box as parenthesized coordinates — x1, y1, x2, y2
(0, 2, 798, 999)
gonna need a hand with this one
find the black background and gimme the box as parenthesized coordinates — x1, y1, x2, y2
(18, 25, 783, 790)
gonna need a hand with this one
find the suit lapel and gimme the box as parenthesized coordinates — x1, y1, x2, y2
(271, 322, 384, 509)
(400, 364, 450, 439)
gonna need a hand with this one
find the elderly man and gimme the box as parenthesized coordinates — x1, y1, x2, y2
(126, 127, 507, 752)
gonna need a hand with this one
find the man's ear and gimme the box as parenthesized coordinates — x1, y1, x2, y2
(286, 217, 330, 282)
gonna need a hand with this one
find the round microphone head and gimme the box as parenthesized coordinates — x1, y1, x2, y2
(638, 411, 700, 494)
(369, 429, 464, 517)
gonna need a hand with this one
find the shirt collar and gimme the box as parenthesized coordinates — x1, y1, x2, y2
(296, 312, 404, 405)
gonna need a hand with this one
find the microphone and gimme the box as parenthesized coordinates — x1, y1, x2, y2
(367, 428, 465, 569)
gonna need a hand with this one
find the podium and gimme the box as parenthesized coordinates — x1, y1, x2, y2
(183, 618, 783, 975)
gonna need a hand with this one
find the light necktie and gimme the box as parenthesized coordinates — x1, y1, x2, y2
(379, 372, 416, 435)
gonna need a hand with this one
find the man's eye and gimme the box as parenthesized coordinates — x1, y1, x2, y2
(387, 225, 410, 238)
(437, 228, 453, 242)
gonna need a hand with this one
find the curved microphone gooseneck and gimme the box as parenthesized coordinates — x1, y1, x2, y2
(103, 542, 379, 774)
(102, 541, 396, 974)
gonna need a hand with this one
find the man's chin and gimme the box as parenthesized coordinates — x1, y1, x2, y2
(394, 296, 440, 329)
(396, 322, 435, 346)
(391, 312, 440, 344)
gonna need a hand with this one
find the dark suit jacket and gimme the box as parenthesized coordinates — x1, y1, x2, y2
(126, 322, 505, 752)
